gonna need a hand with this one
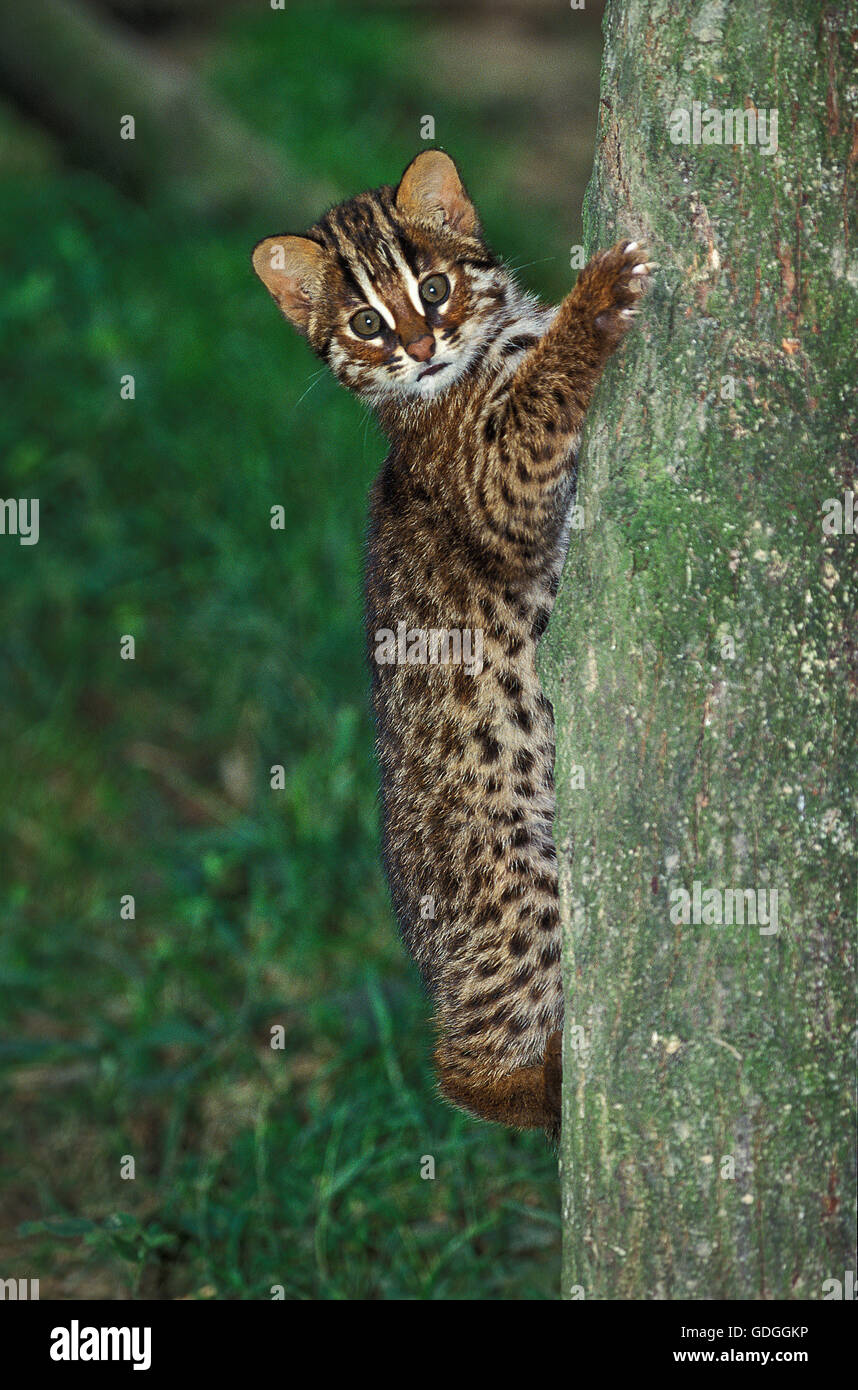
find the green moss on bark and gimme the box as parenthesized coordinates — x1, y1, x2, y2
(539, 0, 856, 1300)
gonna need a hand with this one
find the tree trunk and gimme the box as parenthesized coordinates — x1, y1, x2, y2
(538, 0, 856, 1300)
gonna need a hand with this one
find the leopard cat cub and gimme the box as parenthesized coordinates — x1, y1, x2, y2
(253, 150, 652, 1138)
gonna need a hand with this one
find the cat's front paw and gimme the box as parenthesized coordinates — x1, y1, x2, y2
(577, 239, 655, 348)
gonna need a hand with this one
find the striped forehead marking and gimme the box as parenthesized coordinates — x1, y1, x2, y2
(323, 206, 395, 329)
(320, 193, 455, 333)
(384, 240, 425, 316)
(366, 202, 428, 316)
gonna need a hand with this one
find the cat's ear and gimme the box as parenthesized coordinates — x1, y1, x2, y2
(395, 151, 479, 236)
(251, 235, 327, 334)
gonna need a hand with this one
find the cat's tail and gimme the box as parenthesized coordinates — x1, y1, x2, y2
(435, 1030, 561, 1140)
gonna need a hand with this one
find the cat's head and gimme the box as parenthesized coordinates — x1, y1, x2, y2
(252, 151, 511, 406)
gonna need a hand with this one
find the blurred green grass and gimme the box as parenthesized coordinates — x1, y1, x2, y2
(0, 1, 600, 1298)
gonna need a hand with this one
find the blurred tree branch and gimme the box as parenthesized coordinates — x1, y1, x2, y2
(0, 0, 333, 223)
(95, 0, 232, 24)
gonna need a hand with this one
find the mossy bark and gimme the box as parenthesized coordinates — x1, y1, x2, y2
(538, 0, 856, 1300)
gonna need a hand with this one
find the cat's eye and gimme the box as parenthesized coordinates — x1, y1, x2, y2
(419, 274, 450, 307)
(350, 308, 383, 339)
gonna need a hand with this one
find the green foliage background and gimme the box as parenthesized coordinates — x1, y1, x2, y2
(0, 0, 601, 1298)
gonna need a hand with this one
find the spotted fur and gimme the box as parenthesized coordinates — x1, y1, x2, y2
(253, 151, 652, 1137)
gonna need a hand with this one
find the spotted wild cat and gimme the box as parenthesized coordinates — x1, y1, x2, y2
(252, 150, 652, 1137)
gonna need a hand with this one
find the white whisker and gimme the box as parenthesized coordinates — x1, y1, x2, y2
(292, 366, 329, 410)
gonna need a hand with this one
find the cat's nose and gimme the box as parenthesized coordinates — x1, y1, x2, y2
(403, 334, 435, 362)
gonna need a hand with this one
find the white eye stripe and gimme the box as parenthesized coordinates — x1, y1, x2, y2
(386, 246, 426, 316)
(350, 266, 396, 331)
(412, 264, 455, 314)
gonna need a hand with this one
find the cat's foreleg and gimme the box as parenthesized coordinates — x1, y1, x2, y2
(478, 240, 654, 534)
